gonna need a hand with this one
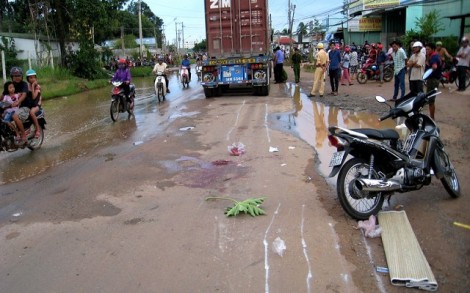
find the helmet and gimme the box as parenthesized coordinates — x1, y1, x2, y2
(371, 65, 377, 71)
(344, 46, 350, 52)
(317, 43, 324, 49)
(462, 37, 468, 43)
(10, 66, 23, 76)
(26, 69, 37, 77)
(436, 41, 443, 46)
(377, 44, 383, 50)
(371, 43, 376, 48)
(412, 41, 423, 48)
(118, 58, 126, 64)
(158, 56, 164, 62)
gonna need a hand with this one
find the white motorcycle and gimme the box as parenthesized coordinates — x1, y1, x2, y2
(154, 71, 166, 102)
(180, 66, 190, 88)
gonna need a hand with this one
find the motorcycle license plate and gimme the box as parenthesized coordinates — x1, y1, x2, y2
(329, 151, 345, 167)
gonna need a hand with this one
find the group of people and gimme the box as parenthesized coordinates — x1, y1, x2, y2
(1, 67, 42, 145)
(305, 37, 470, 119)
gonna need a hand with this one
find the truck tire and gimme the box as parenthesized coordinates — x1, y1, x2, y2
(204, 88, 214, 98)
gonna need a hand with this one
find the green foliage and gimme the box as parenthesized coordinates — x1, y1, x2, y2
(68, 42, 108, 79)
(0, 36, 21, 70)
(130, 66, 153, 77)
(401, 10, 445, 51)
(205, 196, 267, 217)
(193, 39, 207, 52)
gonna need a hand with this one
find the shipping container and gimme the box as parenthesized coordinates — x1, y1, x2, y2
(201, 0, 271, 97)
(204, 0, 269, 57)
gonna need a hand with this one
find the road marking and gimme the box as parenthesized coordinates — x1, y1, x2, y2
(301, 205, 313, 293)
(264, 203, 281, 293)
(264, 104, 271, 143)
(226, 100, 246, 141)
(362, 233, 387, 293)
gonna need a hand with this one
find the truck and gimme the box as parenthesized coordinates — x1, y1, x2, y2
(201, 0, 271, 98)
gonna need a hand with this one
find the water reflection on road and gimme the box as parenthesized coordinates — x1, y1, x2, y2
(0, 72, 202, 184)
(271, 83, 396, 177)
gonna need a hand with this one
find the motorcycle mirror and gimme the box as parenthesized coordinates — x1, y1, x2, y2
(375, 96, 386, 103)
(423, 68, 433, 80)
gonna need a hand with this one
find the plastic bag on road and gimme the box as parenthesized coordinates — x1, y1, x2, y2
(272, 237, 286, 257)
(356, 214, 382, 238)
(228, 142, 246, 156)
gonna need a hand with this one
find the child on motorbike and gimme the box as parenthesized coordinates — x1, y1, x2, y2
(2, 81, 20, 123)
(111, 58, 132, 98)
(24, 69, 43, 138)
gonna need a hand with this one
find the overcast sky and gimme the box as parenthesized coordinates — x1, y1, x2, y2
(146, 0, 345, 45)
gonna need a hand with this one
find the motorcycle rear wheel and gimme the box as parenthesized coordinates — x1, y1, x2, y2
(435, 148, 461, 198)
(337, 158, 385, 220)
(110, 100, 120, 122)
(454, 70, 470, 89)
(357, 72, 367, 84)
(157, 84, 163, 102)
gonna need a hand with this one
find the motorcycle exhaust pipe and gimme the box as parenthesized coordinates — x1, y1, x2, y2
(354, 178, 402, 192)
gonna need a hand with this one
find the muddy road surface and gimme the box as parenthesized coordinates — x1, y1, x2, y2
(0, 68, 468, 292)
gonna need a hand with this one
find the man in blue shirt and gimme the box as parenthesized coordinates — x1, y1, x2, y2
(425, 42, 441, 120)
(181, 54, 191, 81)
(274, 46, 285, 83)
(328, 43, 342, 96)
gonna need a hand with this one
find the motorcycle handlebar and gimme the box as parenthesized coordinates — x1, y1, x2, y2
(379, 112, 392, 121)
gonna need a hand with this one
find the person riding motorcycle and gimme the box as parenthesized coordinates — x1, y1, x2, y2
(152, 57, 170, 93)
(180, 54, 191, 82)
(111, 58, 131, 98)
(6, 67, 31, 143)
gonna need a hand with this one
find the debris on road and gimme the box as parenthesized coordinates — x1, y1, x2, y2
(228, 142, 246, 156)
(272, 237, 286, 257)
(205, 196, 266, 217)
(355, 214, 382, 238)
(269, 146, 279, 152)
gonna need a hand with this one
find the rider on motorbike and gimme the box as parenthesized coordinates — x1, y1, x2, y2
(152, 56, 170, 93)
(111, 58, 131, 98)
(180, 54, 191, 82)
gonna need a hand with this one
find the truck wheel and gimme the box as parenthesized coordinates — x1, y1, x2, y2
(204, 88, 214, 98)
(261, 85, 270, 96)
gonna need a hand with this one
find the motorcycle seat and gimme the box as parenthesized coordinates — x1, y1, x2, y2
(350, 128, 399, 140)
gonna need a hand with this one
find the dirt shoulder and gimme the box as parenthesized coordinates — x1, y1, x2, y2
(289, 64, 470, 292)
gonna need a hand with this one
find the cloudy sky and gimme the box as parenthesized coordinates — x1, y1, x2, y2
(147, 0, 345, 45)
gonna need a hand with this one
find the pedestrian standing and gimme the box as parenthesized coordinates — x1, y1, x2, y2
(407, 41, 426, 95)
(455, 37, 470, 91)
(328, 42, 342, 96)
(291, 47, 302, 83)
(425, 42, 441, 120)
(350, 47, 358, 80)
(308, 43, 329, 97)
(376, 43, 387, 85)
(340, 46, 353, 85)
(273, 46, 285, 83)
(391, 40, 407, 100)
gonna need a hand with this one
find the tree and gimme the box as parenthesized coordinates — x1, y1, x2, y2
(296, 22, 307, 42)
(401, 10, 445, 52)
(193, 39, 206, 52)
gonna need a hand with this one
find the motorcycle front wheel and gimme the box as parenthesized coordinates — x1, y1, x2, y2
(383, 68, 394, 82)
(337, 158, 385, 220)
(27, 125, 44, 150)
(357, 72, 367, 84)
(435, 148, 461, 198)
(110, 99, 120, 122)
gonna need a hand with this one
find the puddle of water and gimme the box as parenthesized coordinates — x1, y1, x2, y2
(271, 84, 396, 177)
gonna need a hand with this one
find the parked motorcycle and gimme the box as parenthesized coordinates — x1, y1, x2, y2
(327, 70, 460, 220)
(180, 66, 190, 88)
(110, 81, 135, 122)
(154, 71, 166, 103)
(357, 61, 393, 84)
(0, 101, 46, 151)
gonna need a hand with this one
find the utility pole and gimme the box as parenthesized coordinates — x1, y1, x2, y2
(182, 23, 185, 53)
(121, 26, 125, 57)
(175, 19, 178, 53)
(138, 0, 143, 60)
(288, 0, 296, 49)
